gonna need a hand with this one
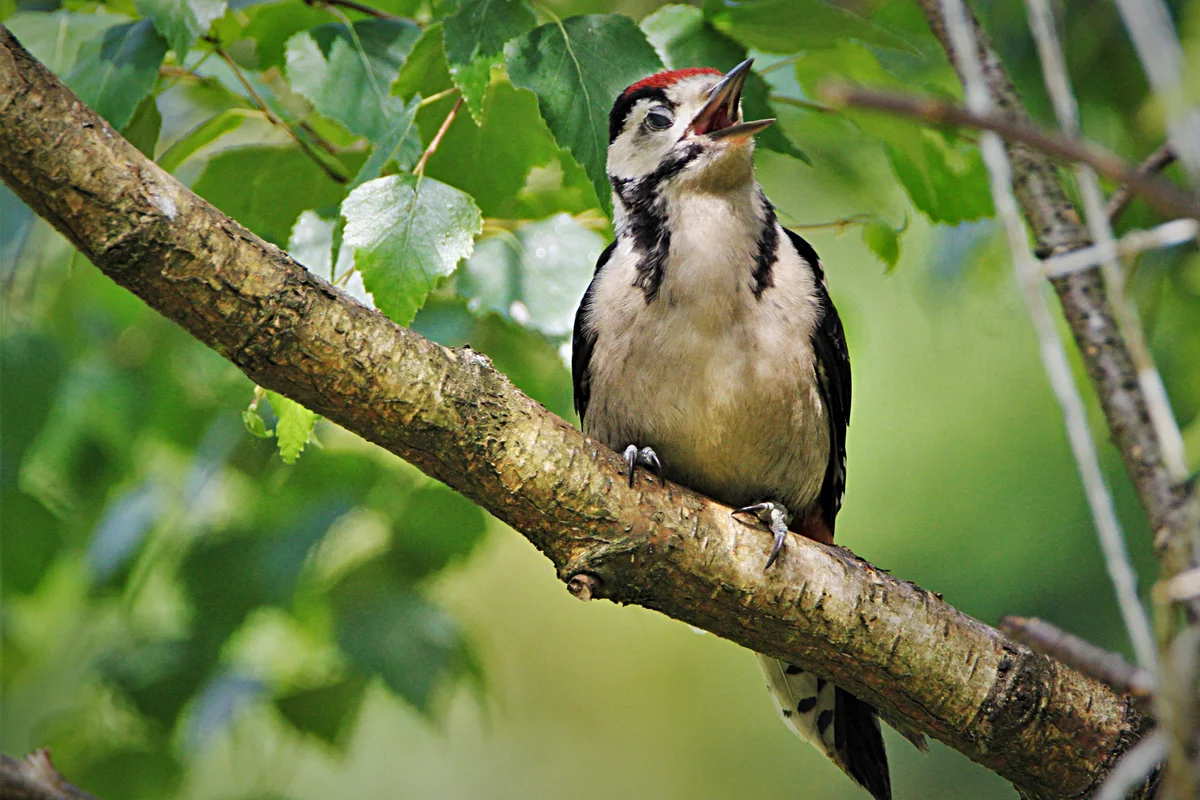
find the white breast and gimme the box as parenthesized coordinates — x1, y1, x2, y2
(583, 191, 830, 514)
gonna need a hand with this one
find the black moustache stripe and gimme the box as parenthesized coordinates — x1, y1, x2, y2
(610, 143, 701, 303)
(751, 193, 778, 299)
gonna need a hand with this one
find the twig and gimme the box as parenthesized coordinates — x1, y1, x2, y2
(934, 0, 1159, 673)
(1094, 732, 1166, 800)
(1108, 143, 1178, 224)
(302, 0, 412, 22)
(819, 82, 1200, 222)
(413, 95, 464, 175)
(1000, 616, 1156, 703)
(0, 751, 100, 800)
(1042, 218, 1198, 277)
(768, 94, 837, 114)
(417, 87, 460, 108)
(214, 48, 348, 184)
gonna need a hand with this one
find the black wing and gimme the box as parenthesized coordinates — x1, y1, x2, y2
(571, 241, 617, 426)
(784, 229, 851, 532)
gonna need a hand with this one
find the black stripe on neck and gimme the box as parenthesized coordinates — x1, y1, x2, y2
(610, 144, 701, 303)
(751, 195, 778, 298)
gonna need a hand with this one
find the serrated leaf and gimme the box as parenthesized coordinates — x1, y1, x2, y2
(704, 0, 918, 55)
(640, 4, 808, 164)
(884, 132, 993, 224)
(392, 22, 453, 102)
(242, 0, 330, 69)
(275, 675, 369, 750)
(342, 174, 482, 326)
(459, 214, 603, 335)
(861, 216, 900, 272)
(136, 0, 227, 56)
(423, 80, 557, 216)
(265, 391, 318, 463)
(332, 563, 468, 712)
(443, 0, 535, 66)
(5, 10, 131, 75)
(448, 51, 495, 123)
(193, 145, 361, 246)
(121, 94, 162, 158)
(506, 15, 663, 217)
(287, 20, 421, 143)
(66, 19, 169, 130)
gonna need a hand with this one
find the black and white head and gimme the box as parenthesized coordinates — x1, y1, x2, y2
(606, 59, 775, 197)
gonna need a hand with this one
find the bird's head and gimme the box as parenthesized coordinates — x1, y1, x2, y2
(607, 59, 774, 193)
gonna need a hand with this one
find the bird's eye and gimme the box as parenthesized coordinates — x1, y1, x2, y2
(644, 109, 674, 131)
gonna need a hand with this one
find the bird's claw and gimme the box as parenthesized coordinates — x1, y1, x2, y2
(733, 501, 792, 570)
(623, 445, 661, 487)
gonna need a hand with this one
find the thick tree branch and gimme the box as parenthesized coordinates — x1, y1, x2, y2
(0, 25, 1150, 800)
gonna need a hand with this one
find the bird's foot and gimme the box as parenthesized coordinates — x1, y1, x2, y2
(622, 445, 661, 488)
(733, 501, 792, 570)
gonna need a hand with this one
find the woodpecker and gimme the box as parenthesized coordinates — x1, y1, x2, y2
(572, 60, 922, 799)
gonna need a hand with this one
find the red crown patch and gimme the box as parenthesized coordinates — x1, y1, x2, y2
(624, 67, 723, 96)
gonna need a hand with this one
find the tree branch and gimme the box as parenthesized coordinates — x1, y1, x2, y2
(915, 0, 1199, 610)
(0, 752, 99, 800)
(0, 24, 1151, 800)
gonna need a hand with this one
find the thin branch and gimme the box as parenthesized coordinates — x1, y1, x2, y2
(1025, 0, 1189, 487)
(935, 0, 1158, 673)
(0, 751, 99, 800)
(414, 95, 464, 175)
(1109, 143, 1178, 224)
(417, 87, 460, 108)
(1042, 218, 1198, 277)
(768, 93, 837, 114)
(1000, 616, 1156, 704)
(302, 0, 413, 22)
(0, 29, 1154, 800)
(1094, 732, 1167, 800)
(819, 82, 1200, 222)
(214, 47, 348, 184)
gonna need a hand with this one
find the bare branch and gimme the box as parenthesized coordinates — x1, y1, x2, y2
(1000, 616, 1155, 704)
(1109, 143, 1178, 224)
(0, 26, 1152, 800)
(819, 82, 1200, 222)
(0, 751, 100, 800)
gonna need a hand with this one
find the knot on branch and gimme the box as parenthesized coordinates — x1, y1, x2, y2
(567, 572, 600, 602)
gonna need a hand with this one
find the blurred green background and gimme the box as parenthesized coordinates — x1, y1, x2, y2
(3, 0, 1200, 799)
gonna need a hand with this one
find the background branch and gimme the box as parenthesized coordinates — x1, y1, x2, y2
(0, 25, 1150, 800)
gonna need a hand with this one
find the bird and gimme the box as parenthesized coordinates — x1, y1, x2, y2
(571, 59, 922, 799)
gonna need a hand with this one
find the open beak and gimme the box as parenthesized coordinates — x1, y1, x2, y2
(689, 58, 775, 141)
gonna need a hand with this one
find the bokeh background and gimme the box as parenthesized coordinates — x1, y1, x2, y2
(4, 0, 1200, 799)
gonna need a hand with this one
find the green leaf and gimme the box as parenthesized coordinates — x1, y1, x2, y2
(135, 0, 227, 56)
(242, 0, 330, 69)
(287, 20, 421, 143)
(349, 96, 422, 190)
(443, 0, 535, 121)
(332, 562, 468, 712)
(443, 0, 535, 66)
(884, 131, 993, 224)
(66, 19, 169, 130)
(392, 22, 453, 102)
(641, 4, 808, 164)
(506, 15, 664, 217)
(704, 0, 917, 55)
(4, 10, 131, 75)
(861, 215, 900, 272)
(193, 145, 361, 246)
(156, 108, 254, 174)
(121, 94, 162, 158)
(242, 406, 271, 438)
(275, 675, 369, 750)
(459, 214, 604, 335)
(342, 174, 482, 326)
(422, 80, 558, 216)
(266, 391, 318, 463)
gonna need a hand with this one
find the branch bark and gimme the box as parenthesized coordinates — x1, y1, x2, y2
(0, 24, 1151, 800)
(0, 752, 100, 800)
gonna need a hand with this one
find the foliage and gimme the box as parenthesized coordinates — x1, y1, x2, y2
(3, 0, 1200, 798)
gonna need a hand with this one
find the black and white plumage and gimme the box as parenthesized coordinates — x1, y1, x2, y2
(571, 60, 919, 799)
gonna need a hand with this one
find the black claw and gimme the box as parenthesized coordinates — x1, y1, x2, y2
(623, 445, 661, 487)
(732, 501, 792, 571)
(765, 528, 787, 569)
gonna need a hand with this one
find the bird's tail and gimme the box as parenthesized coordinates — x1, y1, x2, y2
(757, 655, 906, 800)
